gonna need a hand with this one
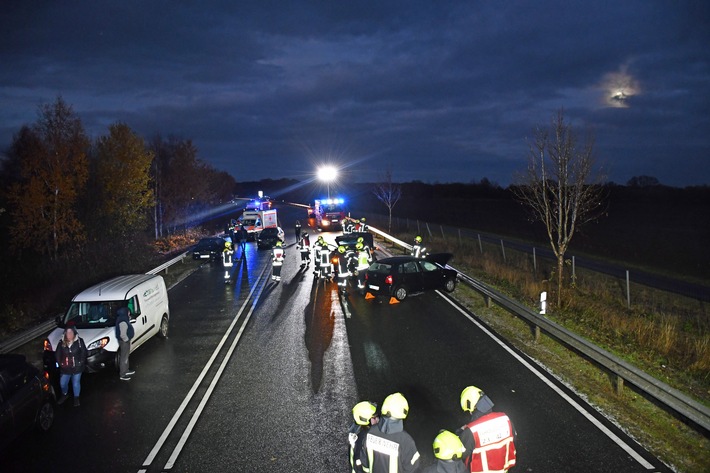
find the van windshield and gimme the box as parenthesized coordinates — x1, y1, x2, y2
(64, 301, 126, 329)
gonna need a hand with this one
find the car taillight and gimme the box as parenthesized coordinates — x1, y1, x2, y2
(42, 371, 51, 391)
(385, 275, 393, 285)
(43, 339, 52, 351)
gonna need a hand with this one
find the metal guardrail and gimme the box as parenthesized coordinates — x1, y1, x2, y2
(0, 251, 191, 355)
(368, 225, 710, 433)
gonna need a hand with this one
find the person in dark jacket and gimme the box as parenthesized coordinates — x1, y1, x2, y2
(349, 401, 379, 473)
(360, 392, 420, 473)
(115, 307, 135, 381)
(55, 326, 87, 407)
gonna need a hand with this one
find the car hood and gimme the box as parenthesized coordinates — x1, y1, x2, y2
(425, 252, 453, 266)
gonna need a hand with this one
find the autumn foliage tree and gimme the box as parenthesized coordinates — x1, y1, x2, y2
(7, 97, 89, 261)
(95, 123, 154, 236)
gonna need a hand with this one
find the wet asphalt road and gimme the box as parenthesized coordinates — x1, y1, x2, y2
(1, 206, 671, 472)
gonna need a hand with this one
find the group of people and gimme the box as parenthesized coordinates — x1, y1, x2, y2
(343, 217, 368, 234)
(53, 307, 136, 407)
(349, 387, 516, 473)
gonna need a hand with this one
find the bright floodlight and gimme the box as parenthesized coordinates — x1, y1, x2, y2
(317, 166, 338, 182)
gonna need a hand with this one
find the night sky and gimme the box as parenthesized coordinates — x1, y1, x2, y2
(1, 1, 708, 186)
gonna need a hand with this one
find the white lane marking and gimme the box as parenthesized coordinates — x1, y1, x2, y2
(139, 262, 270, 470)
(163, 267, 270, 469)
(436, 291, 657, 471)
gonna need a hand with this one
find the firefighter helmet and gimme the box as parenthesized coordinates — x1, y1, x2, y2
(433, 430, 465, 460)
(361, 217, 366, 222)
(415, 235, 423, 244)
(338, 245, 346, 254)
(275, 241, 282, 247)
(352, 401, 377, 426)
(382, 392, 409, 419)
(357, 236, 364, 243)
(460, 385, 484, 412)
(224, 241, 232, 249)
(356, 242, 364, 250)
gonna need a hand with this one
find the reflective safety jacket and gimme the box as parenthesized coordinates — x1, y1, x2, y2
(461, 412, 516, 473)
(222, 249, 234, 267)
(360, 420, 420, 473)
(349, 423, 367, 473)
(411, 244, 426, 259)
(272, 247, 285, 266)
(356, 249, 371, 271)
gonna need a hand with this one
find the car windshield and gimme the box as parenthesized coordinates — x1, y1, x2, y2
(368, 262, 392, 274)
(64, 301, 125, 329)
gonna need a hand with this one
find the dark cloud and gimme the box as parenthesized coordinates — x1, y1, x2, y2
(1, 1, 708, 186)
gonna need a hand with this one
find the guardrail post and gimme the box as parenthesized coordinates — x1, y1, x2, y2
(532, 325, 541, 343)
(425, 222, 433, 238)
(626, 270, 631, 308)
(614, 374, 624, 395)
(500, 240, 506, 263)
(484, 295, 492, 308)
(478, 234, 483, 254)
(440, 225, 445, 240)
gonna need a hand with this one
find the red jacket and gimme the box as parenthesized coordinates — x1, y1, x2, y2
(463, 412, 516, 472)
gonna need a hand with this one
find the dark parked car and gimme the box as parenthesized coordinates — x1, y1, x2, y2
(192, 237, 226, 261)
(256, 227, 285, 249)
(364, 253, 457, 301)
(335, 232, 375, 253)
(0, 354, 55, 450)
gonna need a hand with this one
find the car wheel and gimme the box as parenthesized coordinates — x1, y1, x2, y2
(159, 315, 169, 338)
(444, 279, 456, 293)
(37, 401, 54, 432)
(394, 286, 408, 301)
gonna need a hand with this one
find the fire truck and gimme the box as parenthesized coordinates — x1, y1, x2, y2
(238, 209, 278, 239)
(311, 198, 346, 230)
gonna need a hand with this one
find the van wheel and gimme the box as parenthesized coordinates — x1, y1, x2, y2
(159, 315, 169, 338)
(36, 401, 54, 432)
(394, 286, 408, 301)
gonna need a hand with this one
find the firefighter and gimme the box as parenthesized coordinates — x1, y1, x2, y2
(271, 241, 285, 282)
(360, 392, 420, 473)
(411, 235, 427, 259)
(359, 217, 368, 232)
(344, 217, 355, 234)
(335, 245, 351, 294)
(298, 231, 311, 267)
(354, 242, 371, 291)
(222, 241, 234, 283)
(314, 237, 333, 280)
(295, 220, 302, 241)
(457, 386, 516, 473)
(348, 401, 379, 473)
(421, 430, 467, 473)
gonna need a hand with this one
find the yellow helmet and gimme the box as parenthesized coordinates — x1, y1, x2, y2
(433, 430, 465, 460)
(338, 245, 346, 253)
(275, 241, 282, 247)
(355, 242, 364, 250)
(361, 217, 366, 222)
(357, 237, 364, 243)
(225, 241, 232, 249)
(415, 235, 422, 243)
(382, 392, 409, 419)
(460, 386, 483, 412)
(352, 401, 377, 426)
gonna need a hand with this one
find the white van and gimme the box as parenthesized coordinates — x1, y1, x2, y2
(43, 274, 170, 373)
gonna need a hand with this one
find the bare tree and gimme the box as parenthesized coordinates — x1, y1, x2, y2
(514, 109, 606, 306)
(373, 169, 402, 233)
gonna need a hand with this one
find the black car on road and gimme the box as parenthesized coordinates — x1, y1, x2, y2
(192, 237, 226, 261)
(0, 354, 55, 450)
(256, 227, 285, 249)
(365, 253, 457, 301)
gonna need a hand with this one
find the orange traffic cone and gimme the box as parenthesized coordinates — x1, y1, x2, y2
(365, 292, 375, 300)
(389, 297, 400, 305)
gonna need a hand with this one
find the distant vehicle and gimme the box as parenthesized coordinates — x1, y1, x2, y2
(257, 227, 285, 249)
(1, 354, 55, 450)
(312, 198, 346, 230)
(239, 209, 278, 239)
(192, 237, 226, 261)
(43, 274, 170, 375)
(364, 253, 457, 302)
(246, 198, 272, 211)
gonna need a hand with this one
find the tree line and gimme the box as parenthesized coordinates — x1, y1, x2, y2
(0, 97, 236, 317)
